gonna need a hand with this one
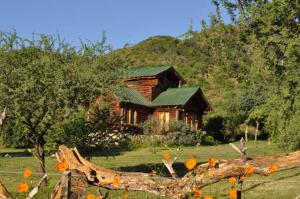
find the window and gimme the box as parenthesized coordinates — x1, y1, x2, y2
(122, 108, 137, 125)
(159, 112, 170, 131)
(178, 111, 199, 130)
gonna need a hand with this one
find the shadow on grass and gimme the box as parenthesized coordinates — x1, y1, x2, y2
(116, 162, 207, 177)
(0, 150, 31, 157)
(217, 171, 300, 197)
(242, 171, 300, 193)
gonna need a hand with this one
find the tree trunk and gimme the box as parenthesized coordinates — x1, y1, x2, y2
(34, 136, 47, 185)
(244, 124, 248, 142)
(254, 121, 259, 144)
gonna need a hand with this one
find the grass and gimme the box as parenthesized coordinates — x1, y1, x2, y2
(0, 141, 299, 198)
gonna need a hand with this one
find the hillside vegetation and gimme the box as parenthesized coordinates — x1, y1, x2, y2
(104, 0, 300, 150)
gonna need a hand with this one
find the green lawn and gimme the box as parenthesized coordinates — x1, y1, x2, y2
(0, 141, 299, 199)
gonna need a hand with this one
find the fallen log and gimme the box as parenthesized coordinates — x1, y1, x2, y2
(0, 180, 14, 199)
(56, 145, 300, 199)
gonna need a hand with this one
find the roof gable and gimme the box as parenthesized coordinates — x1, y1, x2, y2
(114, 87, 151, 107)
(151, 87, 200, 107)
(122, 65, 185, 83)
(125, 65, 172, 77)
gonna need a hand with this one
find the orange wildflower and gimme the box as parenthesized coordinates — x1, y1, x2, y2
(245, 165, 255, 174)
(203, 196, 213, 199)
(162, 152, 170, 160)
(95, 196, 102, 199)
(56, 158, 68, 172)
(185, 158, 197, 170)
(113, 175, 121, 186)
(124, 191, 129, 199)
(229, 188, 237, 198)
(193, 187, 201, 198)
(86, 194, 95, 199)
(208, 158, 216, 167)
(229, 176, 236, 185)
(17, 183, 29, 193)
(23, 168, 32, 179)
(268, 165, 278, 173)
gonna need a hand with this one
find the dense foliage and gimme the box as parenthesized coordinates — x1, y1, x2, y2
(104, 0, 300, 150)
(0, 32, 119, 174)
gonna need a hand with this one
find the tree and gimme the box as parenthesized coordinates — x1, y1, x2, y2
(0, 32, 116, 181)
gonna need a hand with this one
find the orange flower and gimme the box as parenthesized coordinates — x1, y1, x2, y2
(56, 159, 68, 172)
(124, 191, 129, 199)
(95, 196, 102, 199)
(245, 165, 255, 174)
(229, 188, 237, 198)
(162, 152, 170, 160)
(23, 168, 32, 179)
(208, 158, 216, 167)
(17, 183, 29, 193)
(86, 194, 95, 199)
(185, 158, 197, 170)
(228, 176, 236, 185)
(203, 196, 213, 199)
(112, 175, 121, 186)
(268, 165, 278, 173)
(193, 187, 201, 198)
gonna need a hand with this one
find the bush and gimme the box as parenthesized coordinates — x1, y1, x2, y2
(165, 120, 203, 147)
(142, 116, 161, 135)
(166, 131, 203, 147)
(201, 135, 215, 146)
(128, 135, 166, 148)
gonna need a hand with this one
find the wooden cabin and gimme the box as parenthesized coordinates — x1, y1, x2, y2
(113, 65, 211, 130)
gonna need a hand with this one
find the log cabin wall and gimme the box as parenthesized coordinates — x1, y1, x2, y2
(179, 111, 202, 130)
(120, 103, 153, 125)
(181, 94, 205, 129)
(153, 107, 179, 120)
(153, 107, 202, 130)
(125, 71, 182, 101)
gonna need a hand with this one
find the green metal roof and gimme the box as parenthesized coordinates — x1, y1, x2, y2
(151, 87, 200, 106)
(123, 65, 172, 78)
(115, 87, 151, 107)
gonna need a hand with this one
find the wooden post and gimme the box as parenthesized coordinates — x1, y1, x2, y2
(229, 138, 247, 199)
(237, 176, 243, 199)
(244, 125, 248, 143)
(50, 170, 87, 199)
(62, 171, 71, 198)
(254, 121, 259, 144)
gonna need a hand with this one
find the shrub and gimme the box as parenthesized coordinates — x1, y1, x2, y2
(201, 135, 216, 146)
(142, 116, 161, 135)
(165, 120, 203, 147)
(140, 118, 204, 147)
(166, 131, 203, 147)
